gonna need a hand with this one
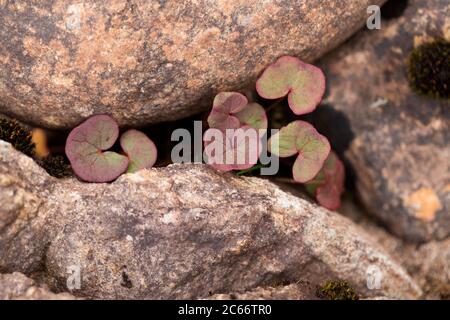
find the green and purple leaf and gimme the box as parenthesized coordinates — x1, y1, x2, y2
(207, 92, 248, 130)
(234, 102, 268, 129)
(268, 120, 330, 183)
(65, 115, 129, 183)
(120, 129, 157, 173)
(305, 151, 345, 210)
(256, 56, 326, 115)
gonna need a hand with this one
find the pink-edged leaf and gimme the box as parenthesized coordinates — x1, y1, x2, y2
(207, 92, 248, 130)
(268, 121, 301, 157)
(292, 122, 330, 183)
(203, 126, 261, 171)
(256, 55, 326, 115)
(120, 129, 157, 173)
(65, 115, 129, 182)
(207, 110, 241, 130)
(268, 121, 330, 183)
(314, 151, 345, 210)
(234, 103, 268, 129)
(213, 92, 248, 113)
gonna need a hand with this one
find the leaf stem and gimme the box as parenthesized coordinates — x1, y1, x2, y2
(236, 163, 269, 176)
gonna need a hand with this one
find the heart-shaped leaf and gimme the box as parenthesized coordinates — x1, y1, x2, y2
(256, 56, 326, 115)
(207, 92, 248, 130)
(234, 102, 268, 129)
(120, 129, 157, 173)
(203, 126, 261, 171)
(268, 120, 330, 183)
(65, 115, 129, 183)
(305, 151, 345, 210)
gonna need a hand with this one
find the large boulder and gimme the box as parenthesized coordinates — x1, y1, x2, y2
(316, 0, 449, 242)
(0, 141, 421, 299)
(0, 0, 385, 129)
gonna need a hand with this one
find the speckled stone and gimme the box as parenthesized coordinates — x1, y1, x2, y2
(0, 272, 77, 300)
(0, 0, 385, 129)
(316, 0, 450, 242)
(0, 141, 420, 299)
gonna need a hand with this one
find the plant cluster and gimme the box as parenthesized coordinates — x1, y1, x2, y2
(205, 56, 345, 210)
(204, 92, 267, 171)
(60, 56, 345, 208)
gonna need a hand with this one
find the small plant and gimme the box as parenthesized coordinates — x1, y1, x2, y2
(0, 118, 35, 157)
(207, 92, 268, 130)
(65, 115, 157, 183)
(204, 92, 267, 171)
(204, 55, 345, 210)
(305, 151, 345, 210)
(408, 39, 450, 100)
(317, 280, 359, 300)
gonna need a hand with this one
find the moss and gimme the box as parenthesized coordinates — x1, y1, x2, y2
(317, 280, 359, 300)
(408, 40, 450, 100)
(37, 155, 72, 178)
(0, 118, 35, 157)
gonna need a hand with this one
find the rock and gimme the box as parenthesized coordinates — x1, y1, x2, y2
(339, 196, 450, 299)
(0, 0, 386, 129)
(208, 283, 318, 300)
(0, 272, 76, 300)
(210, 283, 397, 300)
(0, 141, 421, 299)
(405, 239, 450, 299)
(315, 0, 450, 242)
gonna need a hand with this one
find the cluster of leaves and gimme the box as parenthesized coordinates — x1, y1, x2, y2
(0, 118, 35, 157)
(65, 115, 157, 183)
(316, 280, 359, 300)
(204, 56, 345, 210)
(204, 92, 267, 171)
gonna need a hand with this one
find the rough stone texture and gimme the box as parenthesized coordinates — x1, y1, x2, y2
(339, 197, 450, 300)
(316, 0, 450, 242)
(208, 283, 318, 300)
(0, 0, 385, 129)
(0, 272, 77, 300)
(0, 141, 421, 300)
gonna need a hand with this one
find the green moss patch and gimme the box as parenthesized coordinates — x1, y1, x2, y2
(317, 280, 359, 300)
(408, 40, 450, 100)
